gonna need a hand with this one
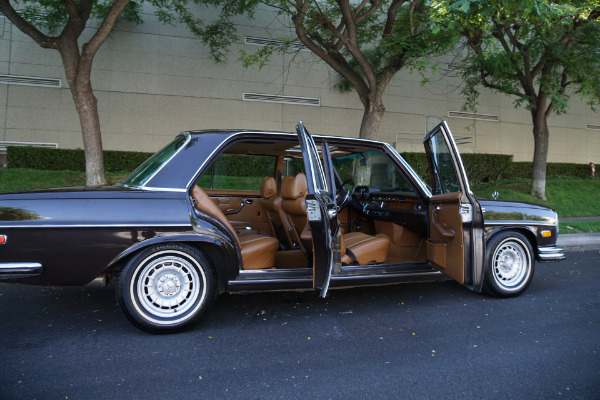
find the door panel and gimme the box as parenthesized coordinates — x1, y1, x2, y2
(424, 123, 482, 287)
(208, 194, 273, 235)
(427, 193, 464, 283)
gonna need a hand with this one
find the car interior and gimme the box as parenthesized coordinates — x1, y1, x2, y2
(191, 138, 430, 272)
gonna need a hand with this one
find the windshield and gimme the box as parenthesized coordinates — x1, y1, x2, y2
(121, 132, 189, 187)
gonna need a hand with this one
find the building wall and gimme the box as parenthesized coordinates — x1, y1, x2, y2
(0, 6, 598, 163)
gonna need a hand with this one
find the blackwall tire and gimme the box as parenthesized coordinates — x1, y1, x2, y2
(483, 231, 535, 298)
(116, 243, 216, 333)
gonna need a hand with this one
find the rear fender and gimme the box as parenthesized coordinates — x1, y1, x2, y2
(107, 233, 240, 293)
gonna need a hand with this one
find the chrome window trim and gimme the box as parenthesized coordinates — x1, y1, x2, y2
(116, 184, 186, 193)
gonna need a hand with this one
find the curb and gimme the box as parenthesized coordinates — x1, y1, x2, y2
(557, 233, 600, 248)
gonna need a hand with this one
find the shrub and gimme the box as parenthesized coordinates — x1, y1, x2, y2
(7, 146, 153, 172)
(401, 152, 513, 185)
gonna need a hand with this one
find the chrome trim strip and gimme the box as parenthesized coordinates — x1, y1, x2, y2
(484, 220, 556, 227)
(0, 223, 191, 229)
(0, 262, 43, 278)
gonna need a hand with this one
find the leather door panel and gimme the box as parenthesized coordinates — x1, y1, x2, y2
(426, 192, 464, 283)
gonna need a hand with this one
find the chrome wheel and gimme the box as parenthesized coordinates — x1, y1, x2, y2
(133, 251, 205, 322)
(484, 232, 534, 297)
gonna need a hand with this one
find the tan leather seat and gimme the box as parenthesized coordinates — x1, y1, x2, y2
(281, 173, 390, 265)
(341, 232, 390, 265)
(281, 173, 309, 251)
(260, 176, 294, 249)
(192, 185, 279, 269)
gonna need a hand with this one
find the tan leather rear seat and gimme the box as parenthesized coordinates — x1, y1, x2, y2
(192, 185, 279, 269)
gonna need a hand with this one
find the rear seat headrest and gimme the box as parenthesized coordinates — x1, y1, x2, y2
(260, 177, 277, 199)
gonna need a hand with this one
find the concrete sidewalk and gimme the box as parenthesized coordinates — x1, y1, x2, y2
(557, 233, 600, 248)
(558, 216, 600, 248)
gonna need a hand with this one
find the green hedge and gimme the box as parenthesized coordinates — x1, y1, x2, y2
(7, 146, 153, 172)
(7, 145, 595, 181)
(401, 152, 513, 185)
(508, 161, 592, 179)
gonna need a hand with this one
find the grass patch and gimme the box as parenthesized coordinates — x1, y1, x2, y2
(0, 168, 128, 193)
(471, 177, 600, 218)
(559, 221, 600, 234)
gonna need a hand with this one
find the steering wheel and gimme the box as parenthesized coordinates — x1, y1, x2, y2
(336, 179, 355, 209)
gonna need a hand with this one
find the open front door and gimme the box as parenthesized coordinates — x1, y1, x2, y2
(296, 121, 339, 298)
(424, 122, 484, 290)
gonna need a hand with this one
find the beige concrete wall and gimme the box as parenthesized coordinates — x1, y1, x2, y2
(0, 6, 598, 164)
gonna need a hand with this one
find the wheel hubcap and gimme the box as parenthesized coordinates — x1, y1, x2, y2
(133, 252, 204, 321)
(492, 239, 530, 291)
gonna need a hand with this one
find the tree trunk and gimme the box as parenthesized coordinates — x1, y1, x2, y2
(530, 110, 550, 200)
(359, 98, 385, 140)
(72, 83, 106, 186)
(58, 40, 107, 186)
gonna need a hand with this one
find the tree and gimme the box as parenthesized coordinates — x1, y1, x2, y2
(239, 0, 456, 140)
(0, 0, 142, 185)
(452, 0, 600, 199)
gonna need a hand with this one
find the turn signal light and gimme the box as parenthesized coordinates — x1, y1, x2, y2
(541, 231, 552, 237)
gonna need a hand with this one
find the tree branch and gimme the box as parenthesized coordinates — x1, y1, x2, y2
(0, 0, 56, 48)
(82, 0, 130, 59)
(383, 0, 406, 35)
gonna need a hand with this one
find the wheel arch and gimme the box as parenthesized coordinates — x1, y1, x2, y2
(485, 225, 538, 252)
(107, 234, 239, 294)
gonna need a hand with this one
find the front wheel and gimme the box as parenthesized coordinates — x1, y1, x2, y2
(116, 243, 216, 333)
(483, 232, 535, 298)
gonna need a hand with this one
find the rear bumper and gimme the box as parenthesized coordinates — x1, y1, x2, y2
(0, 262, 44, 279)
(537, 246, 566, 262)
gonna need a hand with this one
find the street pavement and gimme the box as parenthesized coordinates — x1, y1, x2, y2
(0, 249, 598, 400)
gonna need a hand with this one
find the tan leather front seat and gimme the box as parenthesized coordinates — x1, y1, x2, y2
(192, 185, 279, 269)
(282, 173, 390, 265)
(260, 176, 294, 249)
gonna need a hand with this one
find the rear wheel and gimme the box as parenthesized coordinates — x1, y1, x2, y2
(483, 231, 534, 298)
(117, 243, 216, 333)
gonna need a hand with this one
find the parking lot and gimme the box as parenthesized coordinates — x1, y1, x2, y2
(1, 249, 599, 400)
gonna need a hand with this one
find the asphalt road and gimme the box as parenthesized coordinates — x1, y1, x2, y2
(1, 249, 599, 400)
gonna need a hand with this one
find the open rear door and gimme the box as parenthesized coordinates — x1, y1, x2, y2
(424, 122, 484, 291)
(296, 121, 339, 298)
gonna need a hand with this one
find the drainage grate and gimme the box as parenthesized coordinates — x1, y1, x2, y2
(448, 111, 499, 122)
(586, 124, 600, 130)
(245, 36, 308, 51)
(0, 74, 61, 88)
(243, 93, 320, 106)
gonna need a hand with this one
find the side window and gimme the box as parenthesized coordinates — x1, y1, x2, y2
(332, 151, 416, 195)
(282, 156, 306, 177)
(425, 132, 461, 194)
(198, 154, 276, 191)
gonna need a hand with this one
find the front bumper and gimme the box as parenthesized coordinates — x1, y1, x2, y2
(537, 246, 566, 262)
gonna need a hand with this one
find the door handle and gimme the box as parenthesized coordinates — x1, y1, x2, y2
(432, 206, 455, 238)
(224, 199, 253, 215)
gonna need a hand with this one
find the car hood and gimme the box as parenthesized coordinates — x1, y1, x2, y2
(477, 198, 558, 225)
